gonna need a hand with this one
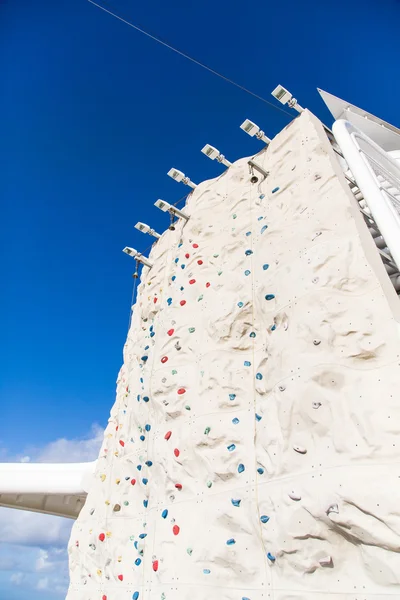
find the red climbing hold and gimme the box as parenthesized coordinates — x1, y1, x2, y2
(174, 448, 180, 457)
(99, 533, 105, 542)
(152, 560, 159, 572)
(177, 388, 186, 395)
(118, 574, 123, 581)
(167, 329, 174, 336)
(131, 478, 136, 486)
(189, 279, 196, 284)
(206, 282, 210, 288)
(180, 300, 186, 306)
(119, 440, 125, 447)
(173, 525, 180, 535)
(193, 243, 199, 248)
(161, 356, 168, 363)
(165, 431, 172, 440)
(185, 253, 190, 259)
(116, 425, 119, 431)
(175, 483, 182, 490)
(154, 297, 158, 304)
(197, 260, 203, 265)
(102, 596, 107, 600)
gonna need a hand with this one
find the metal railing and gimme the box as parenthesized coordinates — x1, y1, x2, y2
(332, 119, 400, 269)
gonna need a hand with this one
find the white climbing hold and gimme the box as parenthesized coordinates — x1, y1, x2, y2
(312, 402, 321, 409)
(288, 491, 301, 501)
(278, 385, 286, 392)
(326, 503, 339, 516)
(293, 445, 307, 454)
(319, 556, 333, 567)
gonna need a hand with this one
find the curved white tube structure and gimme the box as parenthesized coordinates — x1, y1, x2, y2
(333, 119, 400, 269)
(0, 461, 96, 519)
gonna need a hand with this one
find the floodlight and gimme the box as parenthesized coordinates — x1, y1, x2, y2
(167, 168, 197, 189)
(122, 247, 153, 268)
(135, 222, 161, 239)
(240, 119, 271, 144)
(271, 84, 304, 113)
(154, 199, 189, 221)
(201, 144, 232, 167)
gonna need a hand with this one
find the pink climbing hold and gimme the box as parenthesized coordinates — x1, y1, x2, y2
(161, 356, 168, 363)
(99, 533, 105, 542)
(185, 253, 190, 259)
(174, 448, 180, 457)
(173, 524, 180, 535)
(131, 478, 136, 485)
(177, 388, 186, 395)
(118, 574, 123, 581)
(175, 483, 182, 490)
(189, 279, 196, 284)
(152, 559, 159, 572)
(167, 328, 174, 336)
(165, 431, 172, 440)
(193, 243, 198, 248)
(119, 440, 125, 447)
(180, 300, 186, 306)
(197, 259, 203, 265)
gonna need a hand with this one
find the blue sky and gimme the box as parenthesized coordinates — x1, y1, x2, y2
(1, 0, 400, 596)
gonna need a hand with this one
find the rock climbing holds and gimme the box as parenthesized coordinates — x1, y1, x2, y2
(237, 302, 244, 308)
(256, 373, 263, 380)
(204, 426, 211, 435)
(162, 509, 168, 519)
(161, 356, 168, 363)
(173, 525, 180, 535)
(229, 393, 236, 401)
(263, 264, 269, 270)
(288, 491, 301, 501)
(197, 259, 203, 265)
(267, 552, 276, 562)
(227, 444, 236, 451)
(312, 401, 321, 409)
(226, 538, 236, 545)
(99, 533, 105, 542)
(244, 361, 251, 367)
(174, 448, 180, 457)
(180, 300, 186, 306)
(231, 498, 241, 507)
(245, 249, 253, 256)
(238, 463, 245, 473)
(203, 569, 211, 574)
(177, 388, 186, 395)
(152, 560, 159, 572)
(232, 418, 240, 425)
(244, 270, 251, 276)
(131, 478, 136, 485)
(167, 328, 174, 336)
(265, 294, 275, 301)
(260, 515, 270, 523)
(293, 445, 307, 454)
(272, 187, 279, 193)
(175, 483, 182, 490)
(165, 431, 172, 440)
(118, 574, 123, 581)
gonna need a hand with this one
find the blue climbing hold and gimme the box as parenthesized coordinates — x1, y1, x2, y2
(258, 216, 263, 221)
(245, 249, 253, 256)
(167, 298, 172, 305)
(145, 424, 151, 432)
(255, 413, 262, 421)
(144, 345, 149, 351)
(142, 478, 148, 485)
(137, 395, 140, 402)
(140, 435, 145, 441)
(237, 301, 244, 308)
(246, 231, 251, 236)
(229, 393, 236, 401)
(150, 331, 155, 337)
(244, 270, 251, 276)
(139, 533, 147, 539)
(231, 498, 241, 507)
(143, 396, 149, 402)
(261, 225, 268, 234)
(257, 467, 264, 475)
(249, 332, 256, 338)
(143, 499, 148, 508)
(271, 324, 276, 331)
(137, 465, 142, 471)
(227, 444, 236, 452)
(265, 294, 275, 301)
(132, 592, 139, 600)
(238, 463, 245, 473)
(178, 243, 183, 248)
(226, 538, 236, 545)
(172, 275, 176, 281)
(181, 264, 185, 269)
(149, 326, 153, 332)
(135, 558, 141, 566)
(244, 361, 251, 367)
(260, 515, 270, 523)
(272, 187, 280, 194)
(145, 460, 153, 467)
(267, 552, 276, 562)
(263, 264, 269, 270)
(259, 193, 265, 199)
(256, 372, 263, 380)
(203, 569, 211, 574)
(134, 541, 138, 550)
(232, 418, 240, 425)
(141, 356, 148, 362)
(162, 509, 168, 519)
(174, 258, 179, 263)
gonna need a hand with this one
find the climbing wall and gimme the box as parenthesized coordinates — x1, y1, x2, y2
(67, 110, 400, 600)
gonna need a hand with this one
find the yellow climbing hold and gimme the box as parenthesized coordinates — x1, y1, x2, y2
(100, 474, 106, 482)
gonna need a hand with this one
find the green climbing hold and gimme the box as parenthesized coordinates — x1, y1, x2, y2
(198, 295, 203, 301)
(232, 213, 237, 219)
(207, 480, 212, 488)
(185, 405, 191, 410)
(213, 254, 219, 258)
(172, 370, 177, 375)
(204, 426, 211, 435)
(188, 327, 195, 333)
(124, 501, 129, 506)
(218, 271, 222, 276)
(187, 547, 193, 556)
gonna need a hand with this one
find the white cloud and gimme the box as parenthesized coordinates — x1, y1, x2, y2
(10, 572, 24, 585)
(0, 424, 103, 596)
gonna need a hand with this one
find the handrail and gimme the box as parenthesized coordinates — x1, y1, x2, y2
(332, 119, 400, 269)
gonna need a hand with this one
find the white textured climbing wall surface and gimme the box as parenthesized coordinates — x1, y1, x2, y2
(67, 110, 400, 600)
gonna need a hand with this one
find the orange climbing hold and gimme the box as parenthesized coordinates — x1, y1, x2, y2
(165, 431, 172, 440)
(173, 524, 180, 535)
